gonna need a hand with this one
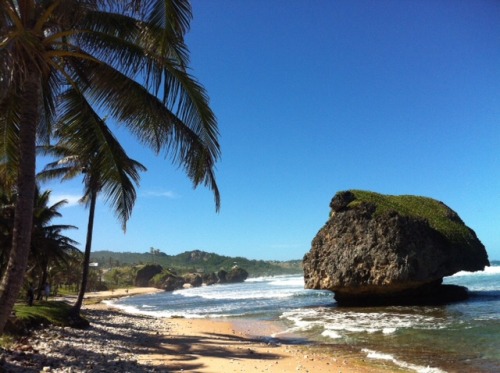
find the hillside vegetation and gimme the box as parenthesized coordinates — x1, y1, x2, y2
(90, 250, 303, 277)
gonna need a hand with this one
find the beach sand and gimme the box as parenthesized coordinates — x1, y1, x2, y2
(86, 288, 403, 372)
(131, 316, 399, 372)
(84, 286, 165, 299)
(1, 288, 405, 372)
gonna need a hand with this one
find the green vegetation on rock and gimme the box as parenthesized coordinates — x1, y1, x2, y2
(150, 269, 181, 286)
(347, 190, 476, 249)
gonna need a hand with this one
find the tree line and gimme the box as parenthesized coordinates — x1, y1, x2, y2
(91, 250, 304, 277)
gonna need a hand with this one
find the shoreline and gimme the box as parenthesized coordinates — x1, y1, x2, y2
(97, 288, 403, 372)
(1, 287, 406, 372)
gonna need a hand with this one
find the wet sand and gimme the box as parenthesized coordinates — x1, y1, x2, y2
(87, 288, 406, 372)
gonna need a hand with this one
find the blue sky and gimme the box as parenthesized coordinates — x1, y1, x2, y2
(43, 0, 500, 261)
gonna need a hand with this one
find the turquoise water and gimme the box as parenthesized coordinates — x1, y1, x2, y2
(111, 262, 500, 372)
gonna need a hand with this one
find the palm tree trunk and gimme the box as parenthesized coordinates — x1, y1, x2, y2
(72, 190, 97, 314)
(36, 260, 49, 301)
(0, 77, 39, 334)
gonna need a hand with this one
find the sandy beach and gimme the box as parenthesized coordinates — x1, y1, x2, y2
(1, 288, 403, 372)
(131, 315, 398, 373)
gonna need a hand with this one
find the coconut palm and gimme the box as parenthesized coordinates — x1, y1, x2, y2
(0, 0, 220, 333)
(28, 189, 80, 300)
(49, 249, 84, 294)
(0, 183, 79, 297)
(39, 100, 147, 314)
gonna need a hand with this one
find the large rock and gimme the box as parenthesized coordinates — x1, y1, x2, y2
(303, 190, 489, 306)
(184, 273, 203, 288)
(162, 275, 185, 291)
(226, 266, 249, 283)
(217, 267, 249, 284)
(135, 264, 163, 287)
(150, 271, 185, 291)
(217, 269, 227, 283)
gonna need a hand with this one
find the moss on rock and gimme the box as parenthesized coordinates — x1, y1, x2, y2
(340, 190, 477, 253)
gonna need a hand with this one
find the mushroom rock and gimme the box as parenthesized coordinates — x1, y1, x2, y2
(303, 190, 489, 306)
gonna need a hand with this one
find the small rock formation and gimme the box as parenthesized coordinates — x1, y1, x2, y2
(201, 272, 218, 286)
(303, 190, 490, 306)
(183, 273, 203, 288)
(160, 274, 185, 292)
(134, 264, 163, 287)
(217, 269, 227, 283)
(226, 266, 249, 283)
(148, 267, 250, 292)
(216, 267, 249, 284)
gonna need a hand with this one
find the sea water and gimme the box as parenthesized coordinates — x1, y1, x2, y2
(110, 262, 500, 372)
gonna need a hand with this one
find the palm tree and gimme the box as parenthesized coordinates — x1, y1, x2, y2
(0, 183, 79, 298)
(28, 189, 79, 300)
(39, 106, 147, 314)
(49, 249, 83, 294)
(0, 0, 220, 333)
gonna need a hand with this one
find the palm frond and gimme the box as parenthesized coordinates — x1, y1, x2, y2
(148, 0, 192, 39)
(76, 59, 220, 208)
(53, 87, 146, 229)
(38, 153, 83, 183)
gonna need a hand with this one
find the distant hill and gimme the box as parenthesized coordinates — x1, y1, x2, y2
(90, 250, 303, 277)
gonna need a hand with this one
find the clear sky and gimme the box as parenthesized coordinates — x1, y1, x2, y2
(43, 0, 500, 261)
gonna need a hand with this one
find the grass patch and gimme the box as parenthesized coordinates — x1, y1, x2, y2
(7, 301, 89, 334)
(347, 190, 475, 249)
(14, 301, 73, 326)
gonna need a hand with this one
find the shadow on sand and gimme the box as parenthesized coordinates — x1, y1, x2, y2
(1, 308, 302, 372)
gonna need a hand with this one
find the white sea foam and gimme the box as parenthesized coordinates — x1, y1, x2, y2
(382, 327, 397, 334)
(280, 307, 448, 341)
(451, 265, 500, 277)
(245, 276, 274, 283)
(362, 349, 447, 373)
(321, 329, 342, 339)
(268, 277, 305, 287)
(245, 275, 307, 288)
(246, 274, 297, 282)
(105, 300, 238, 319)
(174, 287, 296, 300)
(171, 279, 308, 301)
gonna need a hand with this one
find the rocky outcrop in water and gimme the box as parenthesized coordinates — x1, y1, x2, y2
(136, 265, 250, 292)
(201, 272, 219, 286)
(159, 274, 185, 292)
(303, 190, 490, 306)
(217, 269, 227, 283)
(225, 266, 249, 283)
(184, 273, 203, 287)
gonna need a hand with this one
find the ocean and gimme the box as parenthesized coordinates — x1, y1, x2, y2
(109, 261, 500, 373)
